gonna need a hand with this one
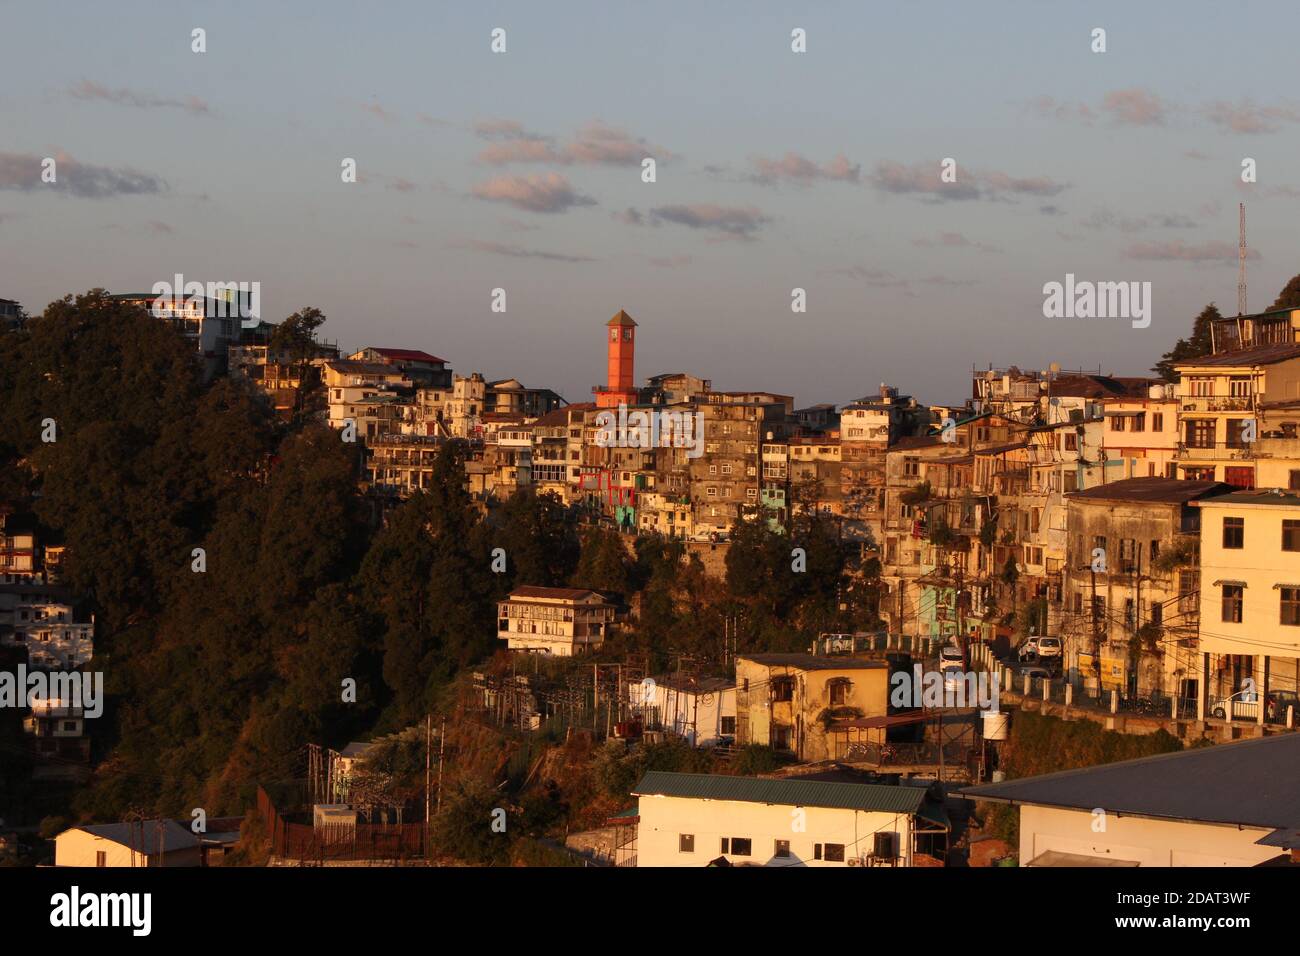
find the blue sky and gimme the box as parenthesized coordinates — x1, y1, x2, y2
(3, 0, 1299, 406)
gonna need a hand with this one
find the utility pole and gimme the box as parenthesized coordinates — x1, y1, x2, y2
(436, 718, 446, 812)
(1238, 202, 1248, 317)
(424, 714, 432, 827)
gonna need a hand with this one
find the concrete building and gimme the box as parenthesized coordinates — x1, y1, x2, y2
(735, 654, 891, 762)
(496, 585, 618, 656)
(963, 732, 1300, 866)
(628, 676, 736, 747)
(630, 771, 948, 867)
(349, 347, 451, 388)
(1061, 477, 1231, 699)
(54, 819, 240, 867)
(1195, 488, 1300, 714)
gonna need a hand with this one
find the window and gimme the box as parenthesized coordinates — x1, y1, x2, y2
(730, 838, 752, 857)
(1283, 588, 1300, 626)
(1222, 584, 1244, 623)
(1111, 415, 1126, 432)
(1150, 602, 1162, 627)
(774, 840, 791, 858)
(719, 837, 729, 853)
(1284, 521, 1300, 552)
(1226, 419, 1251, 448)
(814, 843, 822, 860)
(679, 834, 695, 853)
(829, 679, 850, 706)
(1152, 412, 1164, 431)
(721, 716, 736, 735)
(1223, 517, 1244, 549)
(1290, 470, 1300, 491)
(824, 843, 846, 862)
(873, 832, 899, 859)
(771, 677, 794, 702)
(1185, 419, 1214, 449)
(1063, 433, 1078, 452)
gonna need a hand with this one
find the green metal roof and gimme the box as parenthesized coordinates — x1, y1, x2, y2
(632, 771, 927, 815)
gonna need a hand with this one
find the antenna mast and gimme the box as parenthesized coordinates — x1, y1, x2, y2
(1238, 202, 1247, 316)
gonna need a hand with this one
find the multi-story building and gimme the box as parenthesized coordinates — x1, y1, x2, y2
(1100, 387, 1180, 480)
(109, 292, 242, 381)
(0, 508, 38, 582)
(1061, 477, 1229, 699)
(349, 347, 452, 388)
(496, 585, 619, 656)
(0, 297, 23, 332)
(1195, 489, 1300, 717)
(1174, 344, 1300, 489)
(322, 359, 412, 440)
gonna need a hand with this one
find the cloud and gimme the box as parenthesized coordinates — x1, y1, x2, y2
(911, 231, 1001, 253)
(67, 79, 209, 115)
(647, 203, 769, 239)
(1202, 99, 1300, 135)
(386, 177, 417, 192)
(471, 173, 596, 213)
(360, 101, 398, 124)
(829, 266, 977, 296)
(648, 255, 693, 268)
(1100, 88, 1168, 126)
(1080, 208, 1197, 233)
(748, 152, 861, 185)
(1023, 95, 1096, 123)
(454, 239, 595, 262)
(611, 207, 645, 226)
(475, 119, 670, 166)
(0, 150, 165, 198)
(1125, 240, 1260, 263)
(870, 161, 1065, 202)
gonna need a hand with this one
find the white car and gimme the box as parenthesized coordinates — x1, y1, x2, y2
(1036, 637, 1062, 658)
(939, 644, 964, 666)
(1017, 637, 1041, 661)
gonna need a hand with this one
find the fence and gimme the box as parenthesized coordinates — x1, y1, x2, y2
(258, 787, 425, 864)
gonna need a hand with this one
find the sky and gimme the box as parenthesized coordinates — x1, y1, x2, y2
(3, 0, 1299, 407)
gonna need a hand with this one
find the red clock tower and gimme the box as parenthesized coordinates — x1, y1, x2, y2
(594, 309, 639, 408)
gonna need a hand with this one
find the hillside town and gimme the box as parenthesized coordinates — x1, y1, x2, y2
(4, 286, 1300, 872)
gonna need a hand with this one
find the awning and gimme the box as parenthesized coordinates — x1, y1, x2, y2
(1102, 410, 1143, 418)
(1212, 579, 1247, 587)
(1256, 827, 1300, 849)
(1025, 850, 1139, 867)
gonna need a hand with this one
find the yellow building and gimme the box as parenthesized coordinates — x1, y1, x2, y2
(1196, 489, 1300, 713)
(735, 654, 891, 762)
(630, 771, 948, 867)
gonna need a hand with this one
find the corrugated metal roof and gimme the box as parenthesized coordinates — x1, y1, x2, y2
(632, 771, 926, 815)
(960, 733, 1300, 829)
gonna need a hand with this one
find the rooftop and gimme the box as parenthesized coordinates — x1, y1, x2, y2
(1176, 343, 1300, 368)
(738, 653, 888, 671)
(961, 733, 1300, 830)
(506, 585, 616, 603)
(1067, 477, 1232, 505)
(633, 771, 928, 815)
(1195, 488, 1300, 507)
(364, 347, 448, 364)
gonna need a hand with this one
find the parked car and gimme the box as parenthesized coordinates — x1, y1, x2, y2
(1016, 665, 1052, 681)
(939, 644, 964, 667)
(1016, 637, 1041, 661)
(942, 666, 965, 695)
(1267, 690, 1300, 722)
(1036, 636, 1062, 659)
(1210, 689, 1262, 721)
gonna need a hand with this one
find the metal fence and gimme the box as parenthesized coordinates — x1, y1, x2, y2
(258, 787, 425, 864)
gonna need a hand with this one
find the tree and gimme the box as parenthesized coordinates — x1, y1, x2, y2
(1270, 273, 1300, 312)
(1153, 303, 1221, 382)
(269, 307, 327, 418)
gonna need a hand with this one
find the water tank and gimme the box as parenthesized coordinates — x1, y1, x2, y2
(1148, 384, 1166, 400)
(982, 710, 1010, 741)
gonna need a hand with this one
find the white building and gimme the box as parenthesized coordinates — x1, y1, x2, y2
(963, 733, 1300, 867)
(630, 771, 948, 867)
(628, 676, 736, 747)
(497, 586, 618, 656)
